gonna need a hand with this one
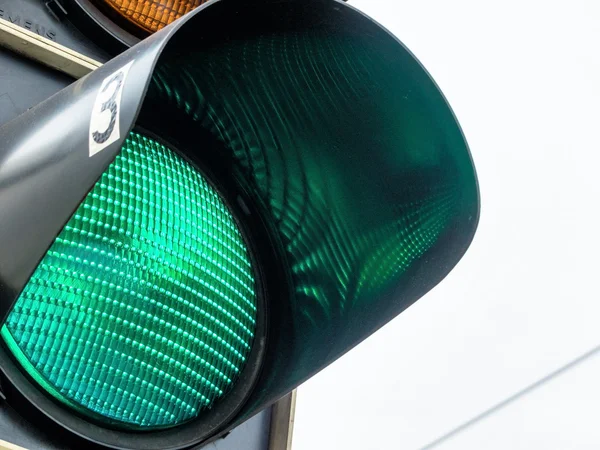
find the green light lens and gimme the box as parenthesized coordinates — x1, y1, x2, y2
(1, 132, 258, 429)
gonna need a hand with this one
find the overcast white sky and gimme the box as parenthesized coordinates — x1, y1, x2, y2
(293, 1, 600, 449)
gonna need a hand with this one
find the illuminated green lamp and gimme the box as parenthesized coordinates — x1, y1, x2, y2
(1, 132, 258, 429)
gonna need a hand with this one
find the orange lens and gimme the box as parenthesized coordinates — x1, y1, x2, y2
(96, 0, 209, 34)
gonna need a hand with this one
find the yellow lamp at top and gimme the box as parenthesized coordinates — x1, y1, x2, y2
(96, 0, 209, 34)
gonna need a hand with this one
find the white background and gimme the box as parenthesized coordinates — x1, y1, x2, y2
(293, 1, 600, 449)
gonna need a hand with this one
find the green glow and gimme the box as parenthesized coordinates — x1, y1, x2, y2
(1, 132, 257, 429)
(148, 24, 478, 379)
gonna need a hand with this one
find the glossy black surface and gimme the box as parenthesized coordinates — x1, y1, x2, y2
(0, 0, 479, 448)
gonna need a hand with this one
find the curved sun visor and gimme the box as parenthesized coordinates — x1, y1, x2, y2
(94, 0, 209, 34)
(140, 0, 479, 402)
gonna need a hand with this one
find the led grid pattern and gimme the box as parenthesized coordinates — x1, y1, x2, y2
(1, 132, 258, 429)
(97, 0, 209, 33)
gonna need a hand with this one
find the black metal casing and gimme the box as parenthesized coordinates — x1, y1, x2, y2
(0, 0, 480, 448)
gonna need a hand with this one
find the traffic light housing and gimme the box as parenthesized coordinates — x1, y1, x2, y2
(0, 0, 479, 448)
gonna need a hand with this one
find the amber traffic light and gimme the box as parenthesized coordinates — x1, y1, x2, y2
(95, 0, 209, 33)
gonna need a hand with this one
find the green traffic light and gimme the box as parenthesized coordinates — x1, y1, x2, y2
(1, 132, 258, 429)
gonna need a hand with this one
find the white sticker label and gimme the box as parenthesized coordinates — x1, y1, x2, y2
(89, 61, 134, 157)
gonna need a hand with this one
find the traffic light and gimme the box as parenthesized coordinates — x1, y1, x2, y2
(0, 0, 479, 448)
